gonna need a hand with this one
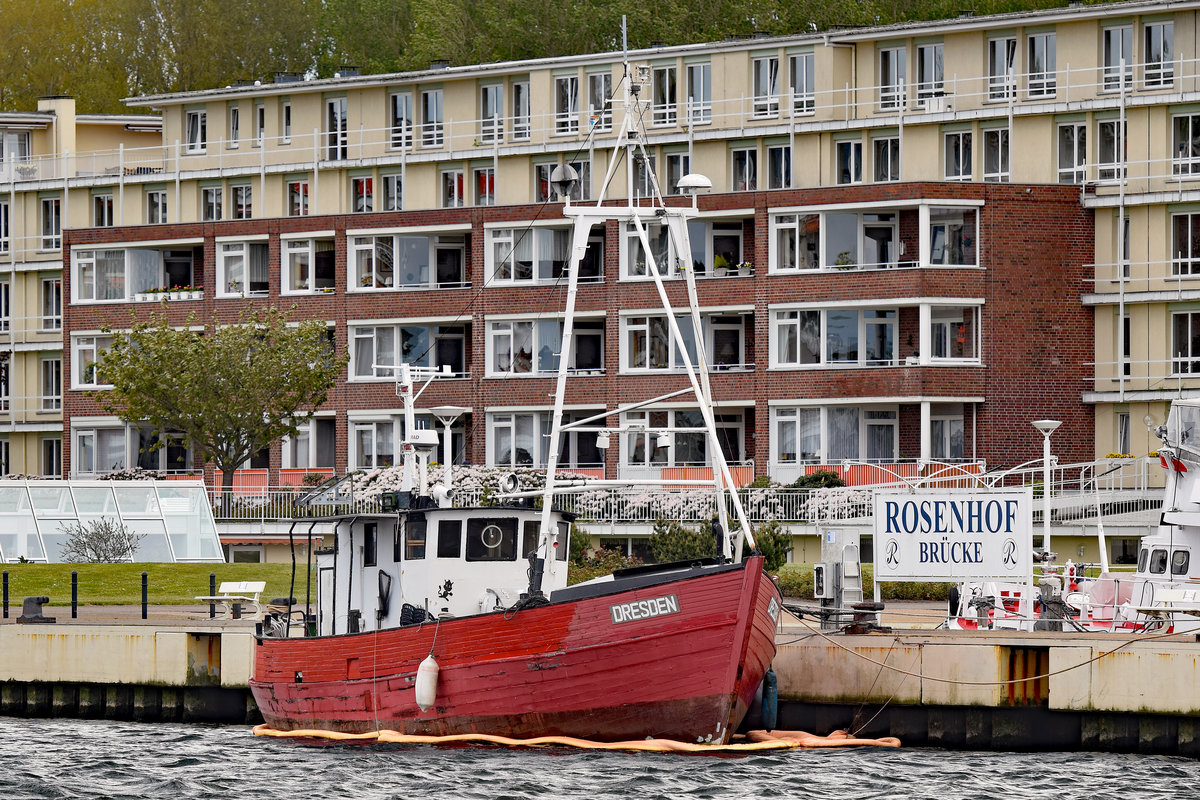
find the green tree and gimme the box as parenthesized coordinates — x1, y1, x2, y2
(752, 519, 792, 571)
(92, 306, 345, 501)
(649, 519, 717, 563)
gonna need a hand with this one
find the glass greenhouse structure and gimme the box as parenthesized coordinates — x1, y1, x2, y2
(0, 481, 223, 563)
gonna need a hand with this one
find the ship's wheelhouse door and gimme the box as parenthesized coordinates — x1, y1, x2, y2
(317, 566, 334, 636)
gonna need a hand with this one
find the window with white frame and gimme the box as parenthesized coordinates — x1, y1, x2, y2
(732, 148, 757, 191)
(879, 47, 906, 110)
(254, 103, 265, 145)
(287, 180, 308, 216)
(1116, 411, 1130, 456)
(874, 137, 900, 182)
(326, 97, 347, 159)
(41, 357, 61, 411)
(1172, 310, 1200, 374)
(1057, 122, 1086, 184)
(684, 220, 744, 276)
(73, 250, 126, 302)
(202, 186, 222, 221)
(488, 226, 602, 284)
(218, 241, 269, 297)
(929, 208, 978, 266)
(351, 234, 466, 290)
(930, 305, 981, 360)
(1171, 213, 1200, 276)
(666, 153, 690, 195)
(480, 83, 503, 142)
(42, 438, 62, 478)
(93, 192, 113, 226)
(282, 238, 336, 293)
(0, 201, 8, 253)
(944, 131, 972, 181)
(623, 219, 682, 279)
(352, 420, 396, 468)
(228, 104, 240, 146)
(441, 169, 464, 208)
(770, 213, 820, 272)
(185, 110, 206, 153)
(512, 80, 530, 139)
(931, 413, 966, 460)
(774, 407, 820, 463)
(72, 335, 114, 387)
(41, 197, 61, 249)
(687, 62, 711, 122)
(382, 174, 402, 211)
(1097, 119, 1126, 180)
(790, 52, 815, 113)
(988, 37, 1017, 100)
(1027, 33, 1056, 96)
(490, 412, 546, 468)
(1103, 25, 1133, 90)
(652, 65, 677, 125)
(283, 417, 337, 470)
(836, 140, 862, 185)
(352, 325, 398, 378)
(390, 91, 413, 148)
(146, 190, 167, 224)
(622, 408, 746, 469)
(1145, 22, 1174, 88)
(555, 75, 579, 133)
(917, 43, 943, 101)
(487, 317, 604, 376)
(0, 366, 8, 411)
(752, 56, 779, 117)
(1173, 114, 1200, 175)
(632, 153, 657, 198)
(474, 166, 495, 206)
(281, 100, 291, 143)
(351, 323, 468, 378)
(623, 314, 693, 371)
(0, 281, 9, 331)
(421, 89, 443, 147)
(534, 162, 554, 203)
(41, 277, 61, 331)
(772, 307, 896, 367)
(768, 145, 791, 190)
(352, 177, 373, 212)
(567, 158, 592, 202)
(74, 427, 127, 474)
(983, 128, 1010, 182)
(231, 184, 252, 219)
(0, 439, 8, 476)
(588, 71, 613, 130)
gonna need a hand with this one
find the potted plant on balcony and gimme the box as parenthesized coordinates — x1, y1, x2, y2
(189, 285, 203, 300)
(169, 285, 184, 301)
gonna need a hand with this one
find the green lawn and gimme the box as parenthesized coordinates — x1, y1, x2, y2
(0, 563, 313, 606)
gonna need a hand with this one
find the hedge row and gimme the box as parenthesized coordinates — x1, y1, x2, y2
(773, 563, 953, 602)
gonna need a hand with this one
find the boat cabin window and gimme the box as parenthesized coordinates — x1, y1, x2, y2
(363, 522, 378, 567)
(1172, 550, 1191, 576)
(522, 521, 539, 558)
(437, 520, 462, 558)
(558, 521, 570, 561)
(405, 514, 427, 560)
(1138, 548, 1148, 572)
(466, 518, 518, 561)
(1149, 548, 1168, 574)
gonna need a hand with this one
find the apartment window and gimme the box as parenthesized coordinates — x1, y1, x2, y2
(390, 92, 414, 148)
(772, 308, 896, 367)
(944, 131, 972, 181)
(42, 438, 62, 478)
(588, 71, 613, 130)
(73, 250, 126, 302)
(917, 43, 944, 101)
(352, 234, 466, 290)
(1103, 26, 1133, 90)
(930, 307, 981, 360)
(491, 413, 545, 468)
(480, 84, 503, 142)
(752, 56, 779, 117)
(352, 421, 396, 469)
(92, 193, 113, 227)
(41, 358, 61, 411)
(352, 324, 467, 378)
(281, 100, 292, 143)
(983, 128, 1010, 182)
(352, 177, 373, 213)
(623, 219, 677, 279)
(1121, 311, 1132, 375)
(41, 197, 61, 249)
(988, 37, 1017, 100)
(1172, 213, 1200, 276)
(287, 180, 309, 216)
(774, 407, 820, 463)
(218, 241, 269, 296)
(931, 415, 965, 460)
(666, 153, 691, 195)
(231, 185, 252, 219)
(382, 174, 402, 211)
(326, 97, 348, 159)
(41, 277, 61, 331)
(929, 208, 979, 266)
(624, 314, 693, 371)
(687, 62, 711, 122)
(568, 159, 591, 202)
(555, 76, 579, 133)
(874, 137, 900, 182)
(73, 335, 113, 387)
(441, 169, 464, 208)
(254, 103, 265, 145)
(1027, 33, 1056, 96)
(474, 166, 495, 206)
(202, 186, 222, 221)
(0, 281, 9, 331)
(512, 80, 530, 140)
(146, 190, 167, 224)
(488, 319, 558, 375)
(283, 237, 335, 293)
(0, 201, 7, 253)
(421, 89, 443, 146)
(75, 428, 125, 474)
(489, 226, 602, 284)
(1173, 114, 1200, 175)
(770, 214, 819, 272)
(1057, 122, 1086, 184)
(790, 53, 815, 113)
(879, 47, 906, 110)
(652, 66, 677, 125)
(1145, 22, 1174, 87)
(228, 104, 240, 146)
(185, 110, 207, 153)
(283, 418, 336, 470)
(1097, 119, 1126, 181)
(767, 145, 791, 190)
(1172, 311, 1200, 373)
(732, 148, 757, 191)
(836, 140, 862, 185)
(1116, 411, 1131, 455)
(632, 153, 656, 198)
(622, 409, 745, 469)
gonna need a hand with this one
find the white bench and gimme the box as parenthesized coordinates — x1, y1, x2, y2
(196, 581, 267, 620)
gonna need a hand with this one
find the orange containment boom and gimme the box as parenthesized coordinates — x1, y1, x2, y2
(252, 724, 901, 752)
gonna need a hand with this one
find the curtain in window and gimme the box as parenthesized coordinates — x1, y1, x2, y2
(128, 249, 160, 293)
(98, 250, 125, 300)
(828, 408, 859, 461)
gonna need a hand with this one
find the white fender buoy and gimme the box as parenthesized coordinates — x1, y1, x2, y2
(415, 654, 440, 711)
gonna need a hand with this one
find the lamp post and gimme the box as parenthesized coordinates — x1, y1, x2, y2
(1031, 419, 1062, 560)
(430, 406, 470, 494)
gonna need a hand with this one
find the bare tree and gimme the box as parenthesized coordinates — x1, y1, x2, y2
(59, 518, 145, 563)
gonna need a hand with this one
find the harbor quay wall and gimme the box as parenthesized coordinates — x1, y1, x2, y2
(0, 625, 259, 724)
(773, 632, 1200, 756)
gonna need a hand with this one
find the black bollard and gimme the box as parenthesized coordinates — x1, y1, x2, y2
(141, 572, 148, 620)
(2, 569, 7, 619)
(71, 571, 78, 619)
(209, 572, 216, 619)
